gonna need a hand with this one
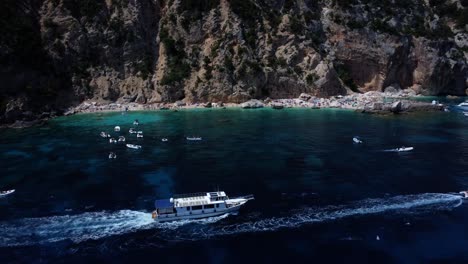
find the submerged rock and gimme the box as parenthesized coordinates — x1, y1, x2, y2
(271, 103, 284, 109)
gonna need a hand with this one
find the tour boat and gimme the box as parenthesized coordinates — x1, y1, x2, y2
(152, 191, 254, 222)
(353, 137, 362, 144)
(126, 144, 142, 149)
(186, 136, 202, 141)
(0, 189, 15, 197)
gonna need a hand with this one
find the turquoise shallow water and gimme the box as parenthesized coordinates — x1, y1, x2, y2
(0, 107, 467, 263)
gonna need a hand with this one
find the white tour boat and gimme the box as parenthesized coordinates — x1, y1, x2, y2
(152, 191, 254, 222)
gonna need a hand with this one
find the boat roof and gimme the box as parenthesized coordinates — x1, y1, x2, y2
(154, 191, 227, 208)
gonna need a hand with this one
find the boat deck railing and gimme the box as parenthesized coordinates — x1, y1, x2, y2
(173, 192, 208, 199)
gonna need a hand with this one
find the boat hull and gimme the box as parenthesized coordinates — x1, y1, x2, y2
(155, 205, 241, 222)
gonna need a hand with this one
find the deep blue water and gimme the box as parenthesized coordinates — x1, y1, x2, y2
(0, 106, 467, 263)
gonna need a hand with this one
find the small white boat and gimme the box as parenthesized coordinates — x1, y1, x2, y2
(108, 152, 117, 159)
(0, 189, 15, 197)
(463, 112, 468, 117)
(100, 132, 110, 138)
(353, 137, 362, 144)
(114, 126, 121, 132)
(133, 120, 139, 126)
(129, 128, 136, 134)
(137, 134, 144, 138)
(126, 144, 142, 149)
(152, 191, 254, 222)
(457, 102, 468, 111)
(161, 138, 168, 142)
(118, 136, 126, 142)
(396, 146, 414, 152)
(109, 138, 117, 143)
(186, 137, 202, 141)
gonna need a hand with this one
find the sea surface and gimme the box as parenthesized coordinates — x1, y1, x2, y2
(0, 104, 467, 263)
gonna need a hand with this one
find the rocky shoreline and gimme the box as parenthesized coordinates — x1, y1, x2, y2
(1, 90, 451, 129)
(66, 90, 446, 115)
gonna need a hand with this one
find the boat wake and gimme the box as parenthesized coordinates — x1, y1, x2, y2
(0, 193, 463, 247)
(155, 193, 463, 241)
(0, 210, 155, 247)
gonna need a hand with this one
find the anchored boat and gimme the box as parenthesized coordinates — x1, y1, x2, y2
(186, 136, 202, 141)
(126, 144, 142, 149)
(152, 191, 254, 222)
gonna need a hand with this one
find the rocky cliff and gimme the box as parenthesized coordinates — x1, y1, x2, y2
(1, 0, 467, 124)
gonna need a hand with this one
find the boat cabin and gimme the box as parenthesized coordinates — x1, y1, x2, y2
(153, 192, 229, 219)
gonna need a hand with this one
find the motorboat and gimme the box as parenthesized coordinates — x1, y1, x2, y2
(161, 138, 168, 142)
(152, 191, 254, 222)
(109, 138, 117, 143)
(353, 137, 362, 144)
(186, 136, 202, 141)
(126, 144, 142, 149)
(0, 189, 15, 197)
(457, 102, 468, 110)
(129, 128, 136, 134)
(108, 152, 117, 159)
(118, 136, 126, 142)
(137, 133, 144, 138)
(100, 132, 110, 138)
(114, 126, 121, 132)
(396, 146, 413, 152)
(133, 119, 139, 126)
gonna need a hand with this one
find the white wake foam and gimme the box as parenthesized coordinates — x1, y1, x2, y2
(156, 193, 463, 241)
(0, 193, 463, 246)
(0, 210, 155, 247)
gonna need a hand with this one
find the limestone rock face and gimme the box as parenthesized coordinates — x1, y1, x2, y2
(0, 0, 467, 124)
(241, 99, 264, 109)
